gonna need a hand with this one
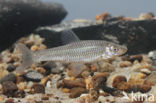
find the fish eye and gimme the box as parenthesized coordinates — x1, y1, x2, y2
(113, 48, 118, 52)
(110, 46, 118, 52)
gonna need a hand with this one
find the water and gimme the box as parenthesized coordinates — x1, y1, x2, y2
(42, 0, 156, 21)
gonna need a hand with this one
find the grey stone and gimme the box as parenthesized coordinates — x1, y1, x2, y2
(0, 73, 17, 84)
(24, 70, 43, 82)
(0, 0, 67, 51)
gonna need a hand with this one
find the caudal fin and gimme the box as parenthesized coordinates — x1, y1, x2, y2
(16, 43, 34, 73)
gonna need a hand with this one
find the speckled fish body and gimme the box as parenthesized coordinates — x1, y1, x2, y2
(33, 40, 127, 63)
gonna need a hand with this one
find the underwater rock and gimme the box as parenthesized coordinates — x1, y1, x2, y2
(62, 79, 86, 88)
(0, 0, 67, 51)
(24, 70, 44, 82)
(0, 73, 17, 84)
(31, 83, 45, 94)
(144, 71, 156, 86)
(7, 64, 16, 72)
(36, 19, 156, 54)
(97, 61, 115, 72)
(69, 87, 88, 98)
(67, 63, 88, 77)
(148, 50, 156, 60)
(2, 81, 18, 97)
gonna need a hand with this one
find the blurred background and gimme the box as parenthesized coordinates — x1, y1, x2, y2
(42, 0, 156, 21)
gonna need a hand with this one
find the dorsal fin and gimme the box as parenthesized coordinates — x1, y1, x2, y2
(61, 29, 80, 45)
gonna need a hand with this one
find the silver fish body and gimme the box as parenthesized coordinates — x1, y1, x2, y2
(33, 40, 127, 63)
(15, 30, 127, 73)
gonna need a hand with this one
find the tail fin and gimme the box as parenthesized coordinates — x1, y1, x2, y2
(16, 43, 34, 74)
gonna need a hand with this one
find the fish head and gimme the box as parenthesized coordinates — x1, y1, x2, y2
(103, 43, 127, 59)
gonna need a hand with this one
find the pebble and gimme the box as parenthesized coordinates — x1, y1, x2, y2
(144, 71, 156, 86)
(0, 73, 17, 84)
(42, 61, 57, 72)
(16, 76, 25, 84)
(0, 64, 9, 79)
(128, 73, 146, 86)
(67, 63, 88, 77)
(140, 68, 151, 75)
(13, 90, 25, 98)
(5, 98, 14, 103)
(46, 81, 53, 88)
(1, 50, 13, 63)
(7, 64, 16, 72)
(41, 77, 50, 86)
(17, 82, 27, 91)
(148, 50, 156, 60)
(97, 62, 115, 72)
(62, 88, 70, 93)
(63, 79, 86, 88)
(90, 63, 99, 72)
(24, 70, 44, 82)
(35, 67, 46, 74)
(112, 75, 127, 88)
(78, 94, 92, 103)
(69, 87, 88, 98)
(119, 61, 132, 67)
(0, 96, 4, 101)
(122, 55, 143, 63)
(81, 71, 90, 78)
(31, 84, 45, 94)
(51, 67, 63, 74)
(139, 84, 151, 93)
(2, 81, 18, 97)
(92, 72, 109, 88)
(85, 77, 94, 89)
(90, 89, 99, 101)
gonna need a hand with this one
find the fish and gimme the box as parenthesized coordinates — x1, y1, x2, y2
(15, 30, 127, 73)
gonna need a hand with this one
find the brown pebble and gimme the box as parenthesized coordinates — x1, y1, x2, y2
(42, 96, 49, 100)
(90, 63, 99, 72)
(98, 62, 115, 72)
(5, 98, 14, 103)
(116, 82, 131, 91)
(35, 101, 43, 103)
(69, 87, 88, 98)
(14, 90, 25, 98)
(41, 77, 50, 86)
(144, 71, 156, 86)
(36, 67, 46, 74)
(85, 77, 94, 89)
(90, 89, 99, 101)
(67, 63, 88, 77)
(31, 45, 40, 51)
(119, 61, 132, 67)
(62, 88, 70, 93)
(16, 76, 25, 84)
(63, 79, 85, 88)
(122, 55, 143, 63)
(81, 71, 90, 78)
(92, 72, 109, 88)
(112, 75, 127, 88)
(128, 73, 146, 86)
(139, 84, 151, 93)
(2, 81, 18, 97)
(0, 96, 4, 101)
(31, 84, 45, 94)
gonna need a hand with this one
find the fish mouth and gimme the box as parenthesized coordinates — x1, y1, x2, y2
(120, 46, 128, 55)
